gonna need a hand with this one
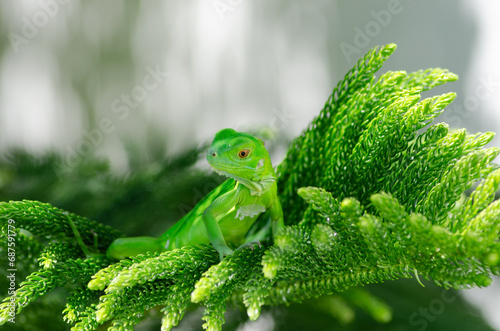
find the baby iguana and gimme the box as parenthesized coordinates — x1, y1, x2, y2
(106, 128, 285, 261)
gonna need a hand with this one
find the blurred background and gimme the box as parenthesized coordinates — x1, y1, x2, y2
(1, 0, 500, 330)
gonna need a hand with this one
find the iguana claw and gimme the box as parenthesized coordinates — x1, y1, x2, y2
(236, 240, 262, 252)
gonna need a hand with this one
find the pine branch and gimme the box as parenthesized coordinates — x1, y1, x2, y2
(38, 241, 84, 269)
(0, 200, 121, 251)
(192, 245, 266, 329)
(0, 257, 110, 325)
(277, 44, 398, 226)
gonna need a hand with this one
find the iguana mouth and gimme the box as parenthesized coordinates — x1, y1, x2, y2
(210, 165, 227, 177)
(209, 163, 244, 177)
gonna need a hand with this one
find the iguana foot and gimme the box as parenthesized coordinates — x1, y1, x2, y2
(216, 245, 234, 262)
(236, 240, 262, 252)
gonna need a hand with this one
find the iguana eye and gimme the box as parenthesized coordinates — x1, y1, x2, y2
(238, 149, 250, 158)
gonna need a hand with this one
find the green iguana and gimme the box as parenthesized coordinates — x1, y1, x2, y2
(106, 128, 285, 261)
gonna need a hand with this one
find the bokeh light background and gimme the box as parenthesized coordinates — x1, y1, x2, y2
(1, 0, 500, 329)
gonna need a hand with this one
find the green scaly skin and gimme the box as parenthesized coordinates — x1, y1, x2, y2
(105, 128, 285, 261)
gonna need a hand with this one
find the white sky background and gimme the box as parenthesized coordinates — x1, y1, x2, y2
(1, 0, 500, 330)
(2, 0, 498, 160)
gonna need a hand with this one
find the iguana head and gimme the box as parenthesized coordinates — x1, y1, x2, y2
(207, 128, 276, 195)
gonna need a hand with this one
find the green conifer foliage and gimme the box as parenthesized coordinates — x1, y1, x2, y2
(2, 44, 500, 330)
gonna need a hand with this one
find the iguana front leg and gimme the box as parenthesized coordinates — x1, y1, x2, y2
(269, 195, 285, 237)
(202, 191, 239, 261)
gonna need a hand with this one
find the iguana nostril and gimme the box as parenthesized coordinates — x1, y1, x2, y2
(208, 149, 217, 157)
